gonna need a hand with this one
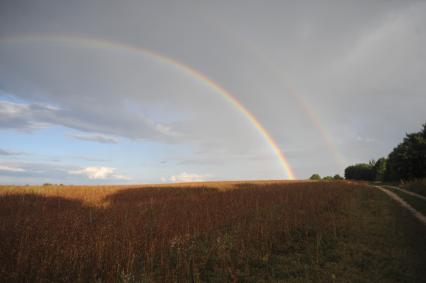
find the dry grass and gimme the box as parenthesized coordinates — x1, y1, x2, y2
(0, 180, 301, 206)
(0, 181, 425, 282)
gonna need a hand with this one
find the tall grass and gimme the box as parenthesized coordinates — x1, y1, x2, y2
(0, 181, 424, 282)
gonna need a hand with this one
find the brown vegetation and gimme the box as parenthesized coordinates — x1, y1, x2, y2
(0, 181, 425, 282)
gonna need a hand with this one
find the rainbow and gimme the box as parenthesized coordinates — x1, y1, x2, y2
(292, 92, 346, 168)
(206, 23, 346, 169)
(0, 34, 297, 180)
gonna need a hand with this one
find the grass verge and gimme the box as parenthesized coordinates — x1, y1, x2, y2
(385, 186, 426, 216)
(401, 179, 426, 197)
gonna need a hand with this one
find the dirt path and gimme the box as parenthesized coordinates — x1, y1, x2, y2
(375, 186, 426, 226)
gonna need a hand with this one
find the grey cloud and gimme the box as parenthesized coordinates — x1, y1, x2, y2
(0, 148, 24, 156)
(69, 133, 119, 144)
(0, 100, 50, 132)
(0, 99, 177, 141)
(0, 41, 269, 154)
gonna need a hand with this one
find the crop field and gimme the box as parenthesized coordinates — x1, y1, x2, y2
(1, 181, 425, 282)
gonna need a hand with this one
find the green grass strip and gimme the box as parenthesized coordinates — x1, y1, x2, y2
(386, 187, 426, 216)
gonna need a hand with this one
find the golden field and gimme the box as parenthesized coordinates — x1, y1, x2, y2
(1, 181, 425, 282)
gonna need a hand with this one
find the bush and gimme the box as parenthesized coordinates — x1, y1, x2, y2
(309, 174, 321, 180)
(333, 174, 344, 180)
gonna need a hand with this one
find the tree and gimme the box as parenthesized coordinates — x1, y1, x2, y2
(373, 157, 387, 181)
(323, 176, 334, 180)
(309, 174, 321, 180)
(343, 123, 425, 182)
(385, 124, 426, 181)
(333, 174, 344, 180)
(344, 163, 374, 181)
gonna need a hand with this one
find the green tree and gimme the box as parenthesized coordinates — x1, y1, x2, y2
(373, 157, 387, 181)
(333, 174, 344, 180)
(309, 174, 321, 180)
(344, 163, 374, 181)
(385, 124, 426, 181)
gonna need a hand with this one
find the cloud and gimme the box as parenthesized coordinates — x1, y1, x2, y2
(0, 148, 24, 156)
(69, 133, 119, 144)
(0, 100, 50, 132)
(163, 172, 211, 183)
(78, 156, 111, 162)
(0, 161, 73, 177)
(0, 99, 177, 140)
(0, 164, 26, 172)
(0, 38, 264, 151)
(0, 161, 131, 184)
(70, 166, 130, 180)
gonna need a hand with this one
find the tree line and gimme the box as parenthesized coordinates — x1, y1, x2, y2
(344, 123, 426, 182)
(309, 173, 343, 181)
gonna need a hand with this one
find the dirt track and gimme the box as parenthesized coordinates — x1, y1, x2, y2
(375, 186, 426, 226)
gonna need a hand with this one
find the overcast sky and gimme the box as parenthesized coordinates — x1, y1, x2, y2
(0, 0, 425, 184)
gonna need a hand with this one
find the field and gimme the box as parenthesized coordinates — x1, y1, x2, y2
(1, 181, 425, 282)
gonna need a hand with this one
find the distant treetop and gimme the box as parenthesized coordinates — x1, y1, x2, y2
(309, 174, 321, 180)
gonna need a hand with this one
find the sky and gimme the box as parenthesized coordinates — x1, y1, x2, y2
(0, 0, 425, 184)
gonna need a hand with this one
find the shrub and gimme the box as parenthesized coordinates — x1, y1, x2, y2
(309, 174, 321, 180)
(333, 174, 344, 180)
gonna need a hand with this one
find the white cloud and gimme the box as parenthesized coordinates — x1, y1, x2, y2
(70, 166, 130, 180)
(0, 161, 133, 184)
(164, 172, 211, 183)
(0, 164, 26, 172)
